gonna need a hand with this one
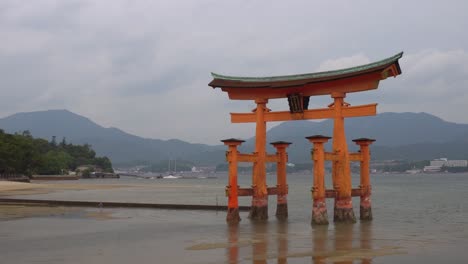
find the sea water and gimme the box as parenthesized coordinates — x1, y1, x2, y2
(1, 172, 468, 263)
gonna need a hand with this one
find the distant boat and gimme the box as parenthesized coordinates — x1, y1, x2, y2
(163, 175, 180, 179)
(405, 166, 422, 174)
(166, 159, 179, 177)
(196, 176, 217, 179)
(405, 169, 421, 174)
(423, 165, 442, 173)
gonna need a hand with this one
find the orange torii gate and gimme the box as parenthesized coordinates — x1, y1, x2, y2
(210, 52, 403, 223)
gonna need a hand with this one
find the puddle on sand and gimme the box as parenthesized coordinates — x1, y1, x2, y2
(283, 246, 407, 262)
(186, 239, 262, 250)
(85, 210, 121, 220)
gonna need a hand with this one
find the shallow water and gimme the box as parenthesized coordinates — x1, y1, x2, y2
(1, 172, 468, 263)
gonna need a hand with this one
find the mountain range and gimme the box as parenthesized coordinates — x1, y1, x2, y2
(1, 109, 468, 165)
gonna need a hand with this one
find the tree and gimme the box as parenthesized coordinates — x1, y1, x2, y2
(94, 157, 114, 173)
(22, 130, 32, 138)
(50, 136, 57, 147)
(60, 137, 67, 148)
(0, 131, 114, 176)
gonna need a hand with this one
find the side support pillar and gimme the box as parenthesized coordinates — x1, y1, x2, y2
(271, 141, 292, 220)
(250, 98, 269, 220)
(353, 138, 375, 221)
(222, 138, 245, 223)
(331, 92, 356, 223)
(307, 135, 331, 225)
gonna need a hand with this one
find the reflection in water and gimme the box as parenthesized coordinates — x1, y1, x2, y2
(251, 222, 268, 264)
(312, 225, 328, 264)
(226, 221, 375, 264)
(333, 224, 354, 264)
(227, 223, 239, 264)
(277, 221, 288, 264)
(360, 222, 372, 264)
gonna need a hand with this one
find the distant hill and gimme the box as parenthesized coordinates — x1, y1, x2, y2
(0, 110, 225, 165)
(372, 141, 468, 161)
(265, 112, 468, 146)
(1, 110, 468, 164)
(240, 112, 468, 162)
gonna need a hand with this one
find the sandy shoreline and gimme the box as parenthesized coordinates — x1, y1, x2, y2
(0, 180, 230, 221)
(0, 180, 220, 197)
(0, 180, 133, 196)
(0, 181, 144, 221)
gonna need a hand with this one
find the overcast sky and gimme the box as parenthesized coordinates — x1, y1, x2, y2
(1, 0, 467, 144)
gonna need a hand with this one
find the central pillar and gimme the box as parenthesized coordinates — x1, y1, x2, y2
(331, 92, 356, 223)
(271, 141, 292, 220)
(249, 98, 269, 220)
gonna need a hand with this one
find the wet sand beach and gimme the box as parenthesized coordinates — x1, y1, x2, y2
(1, 173, 468, 263)
(0, 180, 135, 196)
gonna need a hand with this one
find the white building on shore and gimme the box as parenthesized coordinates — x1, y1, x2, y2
(430, 158, 468, 167)
(424, 158, 468, 172)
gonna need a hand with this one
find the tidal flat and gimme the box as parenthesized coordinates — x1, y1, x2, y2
(1, 173, 468, 263)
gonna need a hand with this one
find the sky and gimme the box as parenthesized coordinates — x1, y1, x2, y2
(1, 0, 467, 145)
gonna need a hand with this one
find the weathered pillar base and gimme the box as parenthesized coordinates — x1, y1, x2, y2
(276, 194, 288, 220)
(276, 204, 288, 220)
(312, 199, 329, 225)
(249, 196, 268, 220)
(226, 208, 241, 223)
(360, 206, 372, 221)
(334, 197, 356, 223)
(249, 206, 268, 220)
(360, 195, 372, 221)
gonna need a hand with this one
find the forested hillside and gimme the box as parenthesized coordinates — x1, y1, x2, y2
(2, 110, 468, 165)
(0, 130, 113, 176)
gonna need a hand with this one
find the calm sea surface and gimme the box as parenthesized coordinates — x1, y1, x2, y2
(1, 172, 468, 263)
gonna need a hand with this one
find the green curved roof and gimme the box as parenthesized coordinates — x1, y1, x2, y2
(210, 52, 403, 84)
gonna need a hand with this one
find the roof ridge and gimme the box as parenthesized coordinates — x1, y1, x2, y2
(211, 52, 403, 82)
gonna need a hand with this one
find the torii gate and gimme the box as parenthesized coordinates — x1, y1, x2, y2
(210, 52, 403, 223)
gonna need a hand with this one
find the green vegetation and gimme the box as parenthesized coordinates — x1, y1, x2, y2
(0, 129, 113, 176)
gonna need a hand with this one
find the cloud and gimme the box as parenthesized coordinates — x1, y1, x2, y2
(377, 49, 468, 122)
(0, 1, 468, 144)
(316, 54, 371, 72)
